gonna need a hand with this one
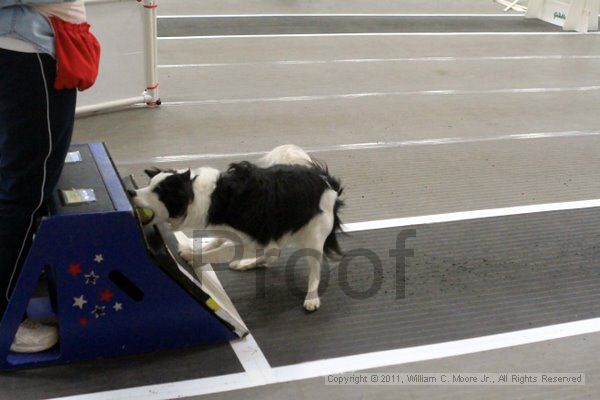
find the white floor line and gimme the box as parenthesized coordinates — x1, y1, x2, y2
(158, 54, 600, 69)
(158, 86, 600, 107)
(118, 129, 600, 165)
(158, 32, 597, 40)
(176, 234, 271, 383)
(230, 334, 274, 384)
(158, 13, 524, 18)
(343, 198, 600, 232)
(49, 317, 600, 400)
(269, 318, 600, 382)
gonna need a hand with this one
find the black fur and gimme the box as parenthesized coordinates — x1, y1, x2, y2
(208, 161, 344, 256)
(322, 177, 345, 258)
(309, 158, 345, 257)
(152, 170, 196, 219)
(145, 167, 176, 179)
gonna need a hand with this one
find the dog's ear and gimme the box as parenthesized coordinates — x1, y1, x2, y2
(180, 169, 191, 181)
(178, 169, 198, 183)
(185, 169, 200, 183)
(144, 167, 162, 178)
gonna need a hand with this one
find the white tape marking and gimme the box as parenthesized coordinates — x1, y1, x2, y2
(158, 32, 597, 40)
(118, 129, 600, 165)
(158, 14, 524, 19)
(230, 334, 273, 384)
(343, 199, 600, 232)
(158, 54, 600, 69)
(157, 86, 600, 107)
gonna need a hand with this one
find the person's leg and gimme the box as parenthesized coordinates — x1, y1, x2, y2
(0, 49, 76, 321)
(40, 53, 76, 201)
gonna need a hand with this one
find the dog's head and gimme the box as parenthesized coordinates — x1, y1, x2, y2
(128, 168, 196, 226)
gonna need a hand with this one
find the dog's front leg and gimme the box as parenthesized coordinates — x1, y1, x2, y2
(304, 254, 322, 312)
(229, 241, 281, 271)
(178, 235, 195, 263)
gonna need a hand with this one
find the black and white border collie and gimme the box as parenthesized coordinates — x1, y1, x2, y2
(130, 145, 344, 311)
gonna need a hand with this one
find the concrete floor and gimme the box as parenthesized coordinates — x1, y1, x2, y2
(68, 1, 600, 399)
(76, 33, 600, 223)
(157, 15, 559, 37)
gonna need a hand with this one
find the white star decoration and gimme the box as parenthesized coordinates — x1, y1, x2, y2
(113, 302, 123, 312)
(94, 254, 104, 264)
(73, 295, 88, 309)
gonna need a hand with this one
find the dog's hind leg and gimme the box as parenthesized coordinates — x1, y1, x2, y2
(180, 240, 239, 266)
(229, 256, 266, 271)
(299, 229, 328, 312)
(202, 237, 227, 252)
(301, 195, 337, 312)
(303, 252, 322, 312)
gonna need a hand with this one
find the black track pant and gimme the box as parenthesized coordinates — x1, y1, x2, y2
(0, 49, 76, 318)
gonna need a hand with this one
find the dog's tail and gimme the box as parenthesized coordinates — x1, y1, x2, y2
(324, 194, 345, 259)
(312, 161, 345, 259)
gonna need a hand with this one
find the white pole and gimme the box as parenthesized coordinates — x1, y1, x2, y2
(75, 95, 148, 116)
(78, 0, 160, 115)
(142, 0, 161, 106)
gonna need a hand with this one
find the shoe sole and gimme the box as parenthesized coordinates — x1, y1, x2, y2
(10, 339, 58, 354)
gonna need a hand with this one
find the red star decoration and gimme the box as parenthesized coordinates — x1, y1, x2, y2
(79, 317, 89, 327)
(99, 289, 114, 302)
(68, 263, 82, 277)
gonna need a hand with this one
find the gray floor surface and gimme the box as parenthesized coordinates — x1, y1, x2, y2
(114, 138, 600, 223)
(158, 16, 560, 37)
(0, 343, 242, 400)
(215, 209, 600, 366)
(189, 332, 600, 400)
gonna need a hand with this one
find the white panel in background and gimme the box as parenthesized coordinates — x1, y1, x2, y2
(77, 0, 148, 112)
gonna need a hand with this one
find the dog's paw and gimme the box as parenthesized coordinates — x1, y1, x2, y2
(229, 258, 261, 271)
(179, 243, 194, 263)
(303, 297, 321, 312)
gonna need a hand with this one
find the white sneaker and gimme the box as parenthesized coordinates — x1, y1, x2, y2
(10, 319, 58, 353)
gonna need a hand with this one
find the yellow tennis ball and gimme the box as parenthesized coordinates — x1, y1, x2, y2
(137, 207, 155, 224)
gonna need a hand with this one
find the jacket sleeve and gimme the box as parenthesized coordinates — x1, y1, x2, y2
(0, 0, 75, 8)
